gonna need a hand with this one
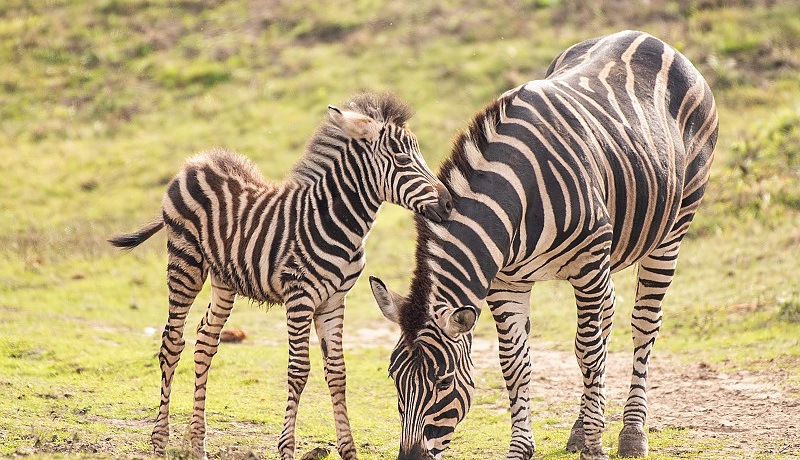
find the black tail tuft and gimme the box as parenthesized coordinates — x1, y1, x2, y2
(108, 218, 164, 250)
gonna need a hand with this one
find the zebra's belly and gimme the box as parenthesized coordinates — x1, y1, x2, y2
(501, 201, 678, 283)
(211, 260, 283, 305)
(203, 234, 367, 308)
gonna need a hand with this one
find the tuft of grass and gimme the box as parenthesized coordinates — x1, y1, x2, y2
(777, 294, 800, 323)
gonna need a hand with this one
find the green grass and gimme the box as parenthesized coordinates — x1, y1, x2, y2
(2, 0, 800, 458)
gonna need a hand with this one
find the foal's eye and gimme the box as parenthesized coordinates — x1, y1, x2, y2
(395, 153, 412, 165)
(436, 375, 454, 390)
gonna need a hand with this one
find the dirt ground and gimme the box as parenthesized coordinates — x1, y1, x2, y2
(349, 323, 800, 458)
(467, 336, 800, 458)
(22, 326, 797, 459)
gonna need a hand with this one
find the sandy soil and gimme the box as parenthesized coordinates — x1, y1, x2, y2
(468, 336, 800, 458)
(348, 323, 800, 457)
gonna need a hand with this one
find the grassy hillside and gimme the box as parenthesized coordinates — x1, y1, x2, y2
(1, 0, 799, 459)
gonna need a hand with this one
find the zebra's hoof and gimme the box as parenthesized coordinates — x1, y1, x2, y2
(618, 424, 649, 457)
(579, 444, 609, 460)
(151, 432, 167, 457)
(565, 418, 584, 453)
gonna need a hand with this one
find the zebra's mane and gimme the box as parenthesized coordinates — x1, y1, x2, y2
(400, 96, 510, 343)
(290, 92, 414, 181)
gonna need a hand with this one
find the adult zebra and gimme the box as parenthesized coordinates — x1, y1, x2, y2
(109, 93, 452, 460)
(370, 31, 717, 460)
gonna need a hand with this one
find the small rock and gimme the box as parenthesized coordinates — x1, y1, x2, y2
(220, 328, 248, 343)
(299, 447, 329, 460)
(14, 445, 34, 456)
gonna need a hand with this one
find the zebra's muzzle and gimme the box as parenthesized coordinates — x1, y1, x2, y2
(397, 443, 435, 460)
(421, 187, 453, 222)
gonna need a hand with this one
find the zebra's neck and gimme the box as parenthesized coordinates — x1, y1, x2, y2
(290, 146, 383, 249)
(402, 99, 517, 337)
(404, 205, 505, 332)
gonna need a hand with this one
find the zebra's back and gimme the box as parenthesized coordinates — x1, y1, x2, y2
(162, 148, 287, 303)
(497, 30, 717, 277)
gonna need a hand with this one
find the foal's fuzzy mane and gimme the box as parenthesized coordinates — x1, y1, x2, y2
(398, 94, 512, 343)
(291, 92, 414, 181)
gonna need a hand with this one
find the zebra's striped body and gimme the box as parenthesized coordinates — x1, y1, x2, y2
(110, 93, 452, 460)
(370, 31, 717, 460)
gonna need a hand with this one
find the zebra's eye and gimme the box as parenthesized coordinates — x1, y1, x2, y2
(436, 375, 454, 391)
(395, 153, 412, 165)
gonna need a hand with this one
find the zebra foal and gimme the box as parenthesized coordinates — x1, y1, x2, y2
(109, 93, 452, 460)
(370, 31, 717, 460)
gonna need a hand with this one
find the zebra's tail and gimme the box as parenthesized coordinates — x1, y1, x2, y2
(108, 217, 165, 250)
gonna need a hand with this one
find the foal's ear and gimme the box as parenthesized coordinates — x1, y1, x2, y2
(369, 276, 404, 324)
(442, 305, 481, 337)
(328, 105, 381, 141)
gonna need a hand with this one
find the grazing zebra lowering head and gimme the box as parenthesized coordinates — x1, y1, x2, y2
(371, 31, 717, 460)
(109, 92, 450, 460)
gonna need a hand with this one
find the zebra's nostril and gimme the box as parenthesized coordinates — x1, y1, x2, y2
(444, 200, 452, 212)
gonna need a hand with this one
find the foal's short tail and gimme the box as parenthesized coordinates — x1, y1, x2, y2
(108, 217, 165, 249)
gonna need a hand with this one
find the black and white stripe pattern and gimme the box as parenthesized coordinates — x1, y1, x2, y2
(110, 93, 452, 460)
(371, 31, 718, 460)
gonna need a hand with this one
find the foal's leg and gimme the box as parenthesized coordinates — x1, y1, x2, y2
(618, 236, 684, 457)
(314, 294, 357, 460)
(570, 256, 616, 460)
(487, 279, 535, 460)
(190, 274, 236, 458)
(278, 291, 316, 460)
(152, 238, 207, 455)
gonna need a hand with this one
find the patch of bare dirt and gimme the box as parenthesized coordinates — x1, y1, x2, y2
(470, 337, 800, 458)
(348, 324, 800, 456)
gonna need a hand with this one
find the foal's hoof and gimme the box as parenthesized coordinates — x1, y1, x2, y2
(565, 418, 584, 453)
(579, 444, 609, 460)
(151, 433, 167, 457)
(618, 424, 649, 457)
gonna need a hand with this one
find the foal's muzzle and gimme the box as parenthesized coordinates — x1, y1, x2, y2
(421, 185, 453, 223)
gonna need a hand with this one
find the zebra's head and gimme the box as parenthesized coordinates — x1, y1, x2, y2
(370, 276, 480, 460)
(326, 94, 452, 223)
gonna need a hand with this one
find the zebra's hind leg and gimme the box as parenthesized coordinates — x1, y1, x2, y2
(189, 274, 236, 458)
(278, 293, 316, 460)
(487, 280, 535, 460)
(153, 243, 207, 456)
(314, 295, 357, 460)
(619, 239, 682, 457)
(570, 257, 616, 460)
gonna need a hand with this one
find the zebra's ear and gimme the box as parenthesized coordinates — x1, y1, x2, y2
(442, 305, 481, 337)
(369, 276, 403, 324)
(328, 105, 381, 141)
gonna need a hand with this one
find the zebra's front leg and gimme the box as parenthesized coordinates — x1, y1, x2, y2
(314, 296, 357, 460)
(487, 280, 535, 460)
(278, 294, 316, 460)
(190, 275, 236, 458)
(618, 244, 680, 457)
(570, 261, 616, 460)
